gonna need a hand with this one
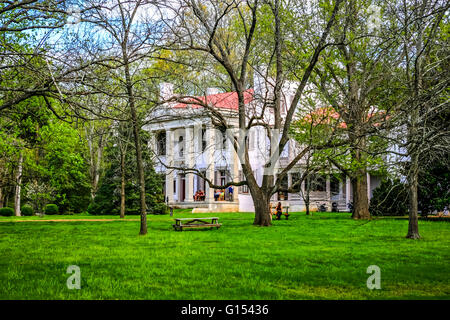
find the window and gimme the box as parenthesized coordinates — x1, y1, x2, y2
(239, 171, 249, 194)
(156, 131, 166, 155)
(220, 131, 227, 150)
(220, 170, 227, 186)
(178, 136, 184, 157)
(309, 174, 326, 192)
(291, 172, 302, 192)
(202, 129, 206, 152)
(277, 174, 288, 200)
(330, 175, 340, 195)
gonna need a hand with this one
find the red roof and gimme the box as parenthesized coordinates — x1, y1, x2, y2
(173, 89, 254, 110)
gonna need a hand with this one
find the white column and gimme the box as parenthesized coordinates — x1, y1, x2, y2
(205, 126, 216, 203)
(326, 175, 331, 208)
(345, 176, 351, 207)
(367, 172, 371, 201)
(301, 179, 306, 209)
(185, 127, 194, 202)
(165, 130, 174, 204)
(149, 131, 157, 161)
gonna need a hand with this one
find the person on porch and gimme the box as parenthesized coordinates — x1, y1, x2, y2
(214, 190, 220, 201)
(228, 186, 233, 201)
(198, 189, 205, 201)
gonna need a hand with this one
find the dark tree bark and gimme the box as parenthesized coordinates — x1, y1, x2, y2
(252, 190, 272, 226)
(120, 148, 126, 219)
(350, 141, 370, 219)
(406, 152, 420, 238)
(123, 56, 147, 234)
(14, 151, 23, 217)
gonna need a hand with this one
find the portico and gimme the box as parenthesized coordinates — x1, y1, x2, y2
(149, 121, 241, 213)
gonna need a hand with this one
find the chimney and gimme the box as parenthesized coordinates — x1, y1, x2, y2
(206, 87, 220, 96)
(159, 82, 174, 101)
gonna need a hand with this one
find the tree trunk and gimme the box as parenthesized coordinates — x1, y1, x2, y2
(350, 135, 370, 219)
(405, 2, 424, 239)
(123, 52, 147, 235)
(120, 149, 126, 219)
(14, 151, 23, 217)
(0, 187, 3, 208)
(351, 172, 370, 219)
(252, 190, 272, 226)
(87, 126, 104, 201)
(305, 175, 311, 215)
(406, 149, 421, 239)
(91, 140, 102, 200)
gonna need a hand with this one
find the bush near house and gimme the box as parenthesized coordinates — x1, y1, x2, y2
(369, 179, 409, 216)
(20, 205, 33, 216)
(151, 202, 169, 215)
(0, 207, 14, 216)
(44, 204, 59, 215)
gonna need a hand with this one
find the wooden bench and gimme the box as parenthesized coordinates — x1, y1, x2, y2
(172, 217, 222, 231)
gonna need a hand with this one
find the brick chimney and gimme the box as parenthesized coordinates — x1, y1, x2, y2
(206, 87, 220, 96)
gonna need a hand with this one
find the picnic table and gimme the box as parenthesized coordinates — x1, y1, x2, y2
(172, 217, 222, 231)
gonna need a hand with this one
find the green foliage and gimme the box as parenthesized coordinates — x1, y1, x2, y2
(88, 129, 167, 216)
(418, 162, 450, 214)
(369, 179, 408, 216)
(0, 207, 14, 216)
(87, 167, 119, 215)
(28, 119, 91, 213)
(149, 202, 169, 215)
(20, 205, 33, 216)
(44, 204, 59, 215)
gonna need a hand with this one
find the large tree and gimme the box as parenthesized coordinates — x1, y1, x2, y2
(392, 0, 449, 238)
(71, 0, 163, 234)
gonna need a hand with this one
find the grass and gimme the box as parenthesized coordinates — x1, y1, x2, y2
(0, 211, 449, 300)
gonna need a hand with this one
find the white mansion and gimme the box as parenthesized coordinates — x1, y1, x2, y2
(145, 73, 381, 213)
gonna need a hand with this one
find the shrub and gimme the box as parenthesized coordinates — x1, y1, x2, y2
(44, 204, 59, 215)
(21, 205, 33, 216)
(418, 162, 450, 214)
(0, 207, 14, 216)
(369, 179, 408, 216)
(151, 202, 168, 215)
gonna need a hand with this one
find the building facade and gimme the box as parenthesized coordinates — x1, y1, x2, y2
(145, 75, 381, 213)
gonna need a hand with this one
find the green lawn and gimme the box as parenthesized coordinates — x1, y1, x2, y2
(0, 211, 448, 300)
